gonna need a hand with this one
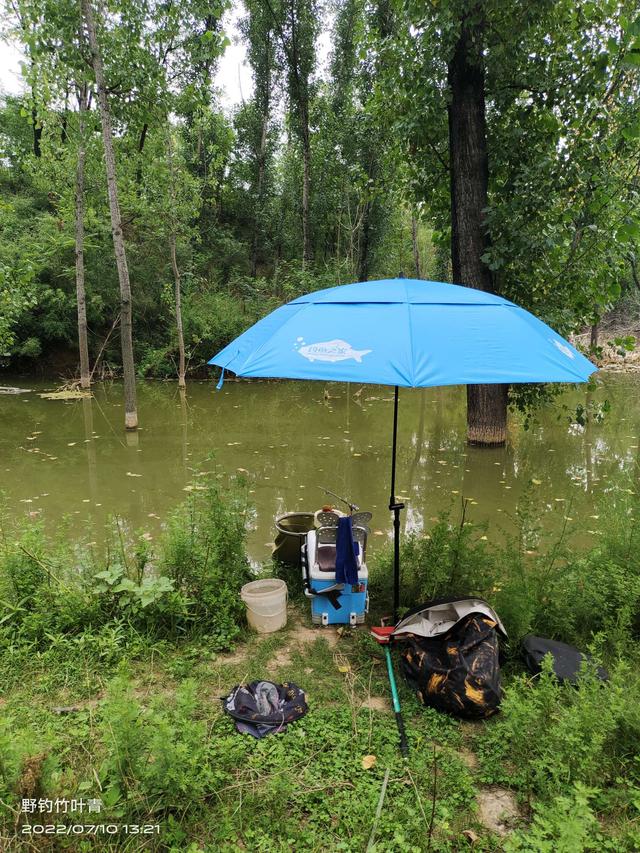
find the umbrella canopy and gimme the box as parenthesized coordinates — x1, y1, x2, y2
(209, 278, 596, 619)
(210, 278, 595, 387)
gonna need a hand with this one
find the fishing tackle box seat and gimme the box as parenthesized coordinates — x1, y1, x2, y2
(302, 522, 369, 626)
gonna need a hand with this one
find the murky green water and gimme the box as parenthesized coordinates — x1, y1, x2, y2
(1, 374, 639, 562)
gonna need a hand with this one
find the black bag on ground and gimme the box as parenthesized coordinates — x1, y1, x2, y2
(222, 680, 308, 738)
(522, 635, 609, 684)
(393, 598, 507, 719)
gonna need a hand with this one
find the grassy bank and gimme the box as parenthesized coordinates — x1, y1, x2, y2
(0, 482, 639, 851)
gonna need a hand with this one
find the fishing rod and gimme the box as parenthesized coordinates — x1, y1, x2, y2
(371, 626, 409, 758)
(317, 486, 359, 513)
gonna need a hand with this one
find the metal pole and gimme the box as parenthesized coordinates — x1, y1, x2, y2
(389, 386, 404, 622)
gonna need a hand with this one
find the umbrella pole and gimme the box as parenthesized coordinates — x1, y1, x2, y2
(390, 385, 404, 623)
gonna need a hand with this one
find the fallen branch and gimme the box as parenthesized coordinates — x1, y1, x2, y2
(90, 312, 121, 382)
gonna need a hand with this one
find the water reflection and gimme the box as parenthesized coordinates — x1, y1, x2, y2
(0, 373, 638, 561)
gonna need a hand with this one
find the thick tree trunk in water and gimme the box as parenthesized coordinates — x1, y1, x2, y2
(466, 384, 508, 445)
(82, 0, 138, 430)
(448, 9, 506, 445)
(170, 232, 186, 388)
(74, 84, 91, 389)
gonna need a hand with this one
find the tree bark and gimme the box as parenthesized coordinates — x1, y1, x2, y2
(31, 102, 42, 157)
(411, 215, 421, 278)
(629, 252, 639, 290)
(30, 58, 42, 157)
(300, 108, 312, 265)
(166, 133, 186, 388)
(263, 0, 313, 264)
(251, 82, 270, 277)
(288, 0, 313, 266)
(357, 199, 371, 281)
(74, 82, 91, 389)
(82, 0, 138, 429)
(448, 7, 507, 446)
(170, 231, 186, 388)
(251, 115, 269, 277)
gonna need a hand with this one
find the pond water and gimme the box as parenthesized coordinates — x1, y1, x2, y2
(1, 374, 639, 563)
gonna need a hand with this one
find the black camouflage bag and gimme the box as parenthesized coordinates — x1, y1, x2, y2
(393, 598, 507, 719)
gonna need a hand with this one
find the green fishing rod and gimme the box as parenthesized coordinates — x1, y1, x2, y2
(371, 626, 409, 758)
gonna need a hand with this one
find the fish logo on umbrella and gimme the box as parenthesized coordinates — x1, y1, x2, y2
(295, 338, 372, 363)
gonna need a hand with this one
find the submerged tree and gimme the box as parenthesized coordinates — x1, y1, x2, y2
(81, 0, 138, 428)
(74, 78, 91, 389)
(379, 0, 640, 444)
(447, 5, 507, 445)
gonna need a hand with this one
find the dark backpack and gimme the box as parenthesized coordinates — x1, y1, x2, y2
(395, 599, 506, 718)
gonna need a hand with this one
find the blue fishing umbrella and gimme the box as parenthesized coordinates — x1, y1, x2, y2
(210, 278, 596, 616)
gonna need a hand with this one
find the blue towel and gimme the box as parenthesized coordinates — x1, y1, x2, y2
(335, 516, 359, 585)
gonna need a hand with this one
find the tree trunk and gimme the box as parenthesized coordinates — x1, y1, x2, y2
(82, 0, 138, 430)
(448, 8, 506, 446)
(251, 110, 269, 278)
(31, 102, 42, 157)
(629, 253, 639, 290)
(30, 59, 42, 157)
(170, 232, 186, 388)
(301, 119, 312, 265)
(411, 215, 421, 278)
(357, 200, 371, 281)
(166, 133, 186, 388)
(135, 122, 148, 185)
(74, 82, 91, 389)
(590, 322, 599, 351)
(466, 384, 508, 445)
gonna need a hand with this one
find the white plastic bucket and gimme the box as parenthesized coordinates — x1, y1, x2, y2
(240, 579, 288, 633)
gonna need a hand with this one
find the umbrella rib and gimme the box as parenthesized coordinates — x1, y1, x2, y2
(405, 279, 417, 387)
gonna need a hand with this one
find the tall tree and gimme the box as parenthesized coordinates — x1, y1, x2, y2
(242, 0, 277, 277)
(448, 7, 507, 445)
(378, 0, 640, 442)
(81, 0, 138, 429)
(166, 132, 186, 388)
(74, 79, 91, 389)
(356, 0, 394, 282)
(265, 0, 317, 265)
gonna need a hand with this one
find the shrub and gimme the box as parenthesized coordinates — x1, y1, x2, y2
(369, 505, 497, 610)
(159, 479, 252, 649)
(504, 783, 603, 853)
(97, 677, 219, 813)
(476, 655, 640, 808)
(0, 478, 252, 659)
